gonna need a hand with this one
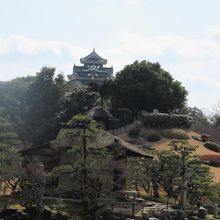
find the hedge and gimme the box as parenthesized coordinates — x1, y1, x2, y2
(141, 113, 192, 129)
(108, 118, 121, 130)
(204, 141, 220, 153)
(117, 108, 133, 126)
(128, 128, 140, 138)
(147, 133, 161, 142)
(199, 154, 220, 167)
(162, 129, 189, 140)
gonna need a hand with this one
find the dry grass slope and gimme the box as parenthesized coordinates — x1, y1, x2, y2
(117, 128, 220, 182)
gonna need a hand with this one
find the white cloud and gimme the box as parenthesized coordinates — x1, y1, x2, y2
(0, 35, 87, 58)
(208, 25, 220, 38)
(1, 25, 220, 108)
(115, 32, 220, 61)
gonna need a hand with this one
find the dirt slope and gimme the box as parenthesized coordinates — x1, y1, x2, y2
(117, 130, 220, 182)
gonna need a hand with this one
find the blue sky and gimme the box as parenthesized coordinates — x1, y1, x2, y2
(0, 0, 220, 111)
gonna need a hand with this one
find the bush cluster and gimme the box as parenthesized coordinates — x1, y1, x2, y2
(141, 113, 192, 129)
(139, 129, 161, 142)
(162, 129, 189, 140)
(117, 108, 133, 126)
(147, 133, 161, 142)
(199, 154, 220, 167)
(204, 141, 220, 153)
(201, 134, 214, 142)
(128, 128, 140, 138)
(192, 135, 202, 142)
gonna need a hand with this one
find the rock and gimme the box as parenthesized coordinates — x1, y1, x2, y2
(142, 144, 155, 150)
(201, 134, 213, 142)
(174, 209, 185, 220)
(192, 135, 202, 142)
(198, 206, 207, 219)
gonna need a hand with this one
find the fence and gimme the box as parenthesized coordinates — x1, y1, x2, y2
(108, 120, 142, 135)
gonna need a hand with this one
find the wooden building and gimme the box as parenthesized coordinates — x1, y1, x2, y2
(20, 125, 153, 197)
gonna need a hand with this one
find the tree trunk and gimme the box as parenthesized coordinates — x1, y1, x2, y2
(153, 184, 160, 198)
(36, 195, 43, 216)
(141, 181, 150, 194)
(134, 180, 140, 197)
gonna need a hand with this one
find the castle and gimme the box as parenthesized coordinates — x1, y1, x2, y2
(68, 49, 113, 85)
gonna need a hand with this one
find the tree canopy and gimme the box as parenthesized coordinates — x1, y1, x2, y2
(111, 61, 188, 116)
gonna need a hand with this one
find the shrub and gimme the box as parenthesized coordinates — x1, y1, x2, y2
(162, 129, 189, 140)
(108, 118, 121, 130)
(139, 129, 151, 139)
(141, 113, 192, 129)
(201, 134, 214, 142)
(192, 135, 202, 142)
(204, 141, 220, 152)
(147, 133, 161, 142)
(117, 108, 133, 126)
(199, 154, 220, 167)
(128, 128, 140, 138)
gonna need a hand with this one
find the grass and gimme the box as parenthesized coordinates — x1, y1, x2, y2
(161, 129, 189, 140)
(126, 128, 190, 144)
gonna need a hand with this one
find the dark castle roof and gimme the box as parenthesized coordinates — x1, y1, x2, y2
(80, 49, 107, 65)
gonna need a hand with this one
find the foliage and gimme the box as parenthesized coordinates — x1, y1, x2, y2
(137, 129, 162, 142)
(0, 76, 34, 143)
(155, 150, 180, 198)
(19, 162, 46, 215)
(98, 80, 114, 107)
(0, 68, 99, 145)
(169, 139, 197, 153)
(67, 114, 99, 134)
(111, 61, 188, 117)
(186, 159, 213, 206)
(170, 141, 212, 207)
(186, 107, 209, 126)
(24, 67, 65, 144)
(168, 140, 213, 207)
(128, 128, 140, 138)
(205, 182, 220, 202)
(129, 141, 213, 208)
(107, 118, 121, 130)
(59, 82, 97, 123)
(53, 115, 116, 219)
(162, 129, 189, 140)
(199, 154, 220, 167)
(0, 143, 22, 180)
(147, 133, 161, 142)
(87, 80, 99, 93)
(0, 108, 23, 210)
(116, 108, 133, 126)
(0, 68, 66, 145)
(0, 114, 22, 146)
(204, 141, 220, 152)
(0, 143, 22, 211)
(142, 113, 192, 129)
(209, 101, 220, 127)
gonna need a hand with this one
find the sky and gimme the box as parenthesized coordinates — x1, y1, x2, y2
(0, 0, 220, 111)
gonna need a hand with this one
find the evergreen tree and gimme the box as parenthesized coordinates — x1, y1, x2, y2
(112, 61, 188, 116)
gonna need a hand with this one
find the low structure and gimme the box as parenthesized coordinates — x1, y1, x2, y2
(68, 49, 113, 85)
(20, 127, 153, 197)
(87, 106, 121, 130)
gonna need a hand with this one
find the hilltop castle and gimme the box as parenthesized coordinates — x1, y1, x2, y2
(68, 49, 113, 85)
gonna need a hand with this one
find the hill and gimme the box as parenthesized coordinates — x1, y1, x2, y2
(117, 128, 220, 182)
